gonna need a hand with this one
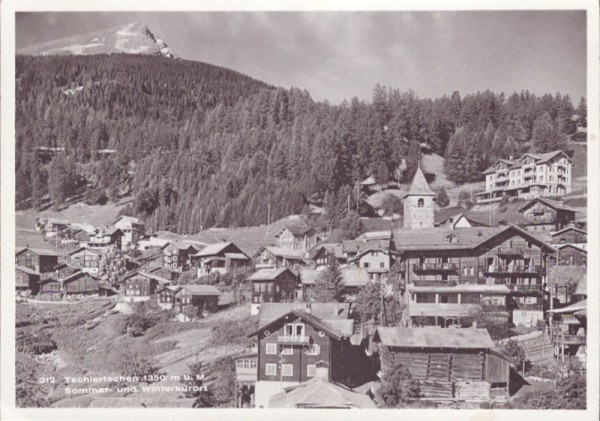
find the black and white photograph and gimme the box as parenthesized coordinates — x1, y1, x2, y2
(1, 2, 598, 418)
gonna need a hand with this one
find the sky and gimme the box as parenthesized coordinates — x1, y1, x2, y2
(15, 11, 587, 104)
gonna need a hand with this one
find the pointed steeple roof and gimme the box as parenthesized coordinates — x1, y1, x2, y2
(404, 163, 436, 198)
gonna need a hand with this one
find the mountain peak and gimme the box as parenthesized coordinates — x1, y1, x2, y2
(17, 23, 177, 58)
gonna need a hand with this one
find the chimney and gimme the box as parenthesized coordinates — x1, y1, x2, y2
(221, 239, 227, 243)
(305, 302, 312, 314)
(509, 155, 514, 161)
(315, 361, 329, 379)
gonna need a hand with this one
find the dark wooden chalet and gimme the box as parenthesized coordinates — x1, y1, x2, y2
(248, 268, 298, 315)
(65, 246, 102, 275)
(518, 198, 577, 232)
(158, 284, 221, 315)
(16, 266, 40, 295)
(275, 224, 318, 252)
(247, 304, 369, 408)
(161, 241, 202, 272)
(306, 243, 344, 267)
(254, 246, 305, 270)
(546, 244, 587, 267)
(393, 224, 556, 327)
(87, 227, 123, 250)
(15, 247, 58, 274)
(62, 271, 100, 296)
(550, 226, 587, 247)
(148, 265, 181, 282)
(123, 271, 170, 302)
(373, 327, 510, 402)
(190, 241, 251, 276)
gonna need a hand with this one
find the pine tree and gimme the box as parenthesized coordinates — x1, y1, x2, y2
(310, 262, 343, 302)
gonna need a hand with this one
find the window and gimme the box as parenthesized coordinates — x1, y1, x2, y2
(305, 344, 320, 355)
(307, 364, 316, 377)
(282, 364, 293, 376)
(282, 345, 293, 355)
(295, 324, 305, 336)
(266, 343, 277, 355)
(265, 363, 277, 375)
(254, 283, 260, 292)
(380, 262, 385, 268)
(418, 198, 425, 208)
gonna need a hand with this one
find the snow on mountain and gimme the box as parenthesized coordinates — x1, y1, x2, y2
(17, 23, 177, 58)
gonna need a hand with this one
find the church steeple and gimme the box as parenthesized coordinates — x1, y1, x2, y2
(403, 162, 435, 229)
(404, 163, 436, 199)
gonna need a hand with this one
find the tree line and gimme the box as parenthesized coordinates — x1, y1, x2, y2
(15, 54, 586, 232)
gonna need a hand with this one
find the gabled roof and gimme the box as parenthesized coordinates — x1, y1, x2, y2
(62, 271, 98, 283)
(180, 284, 221, 296)
(552, 226, 587, 236)
(375, 326, 494, 349)
(555, 243, 587, 253)
(113, 215, 145, 225)
(192, 241, 247, 258)
(257, 246, 305, 260)
(277, 224, 315, 237)
(547, 299, 587, 314)
(247, 268, 293, 281)
(123, 270, 170, 285)
(161, 240, 203, 252)
(248, 309, 353, 340)
(404, 165, 436, 198)
(435, 213, 488, 229)
(16, 265, 41, 276)
(256, 302, 350, 329)
(299, 268, 327, 285)
(65, 246, 102, 256)
(269, 377, 376, 408)
(392, 224, 556, 253)
(342, 238, 390, 254)
(340, 267, 370, 288)
(356, 231, 392, 241)
(307, 243, 344, 260)
(15, 247, 58, 257)
(347, 247, 390, 263)
(518, 198, 579, 213)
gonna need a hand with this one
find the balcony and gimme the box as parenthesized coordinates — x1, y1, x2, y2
(506, 284, 541, 294)
(413, 280, 457, 287)
(482, 265, 542, 276)
(408, 302, 481, 318)
(413, 263, 459, 275)
(277, 335, 310, 344)
(497, 248, 524, 258)
(553, 334, 586, 346)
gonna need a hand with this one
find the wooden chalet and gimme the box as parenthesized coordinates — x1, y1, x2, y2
(275, 224, 318, 252)
(158, 284, 221, 316)
(306, 243, 344, 267)
(247, 302, 370, 408)
(254, 246, 305, 270)
(123, 271, 170, 302)
(548, 298, 587, 364)
(86, 227, 123, 251)
(61, 271, 100, 296)
(15, 266, 41, 295)
(373, 327, 511, 402)
(190, 241, 251, 277)
(65, 246, 102, 274)
(148, 265, 181, 282)
(161, 241, 202, 272)
(550, 225, 587, 249)
(248, 268, 298, 315)
(234, 350, 258, 407)
(348, 247, 393, 281)
(546, 244, 587, 267)
(15, 247, 58, 274)
(393, 224, 556, 327)
(518, 198, 577, 232)
(546, 265, 586, 306)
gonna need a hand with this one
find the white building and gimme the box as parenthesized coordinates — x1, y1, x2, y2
(475, 150, 572, 204)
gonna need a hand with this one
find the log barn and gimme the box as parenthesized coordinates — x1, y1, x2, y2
(373, 327, 510, 402)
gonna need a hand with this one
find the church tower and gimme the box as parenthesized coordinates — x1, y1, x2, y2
(403, 164, 436, 229)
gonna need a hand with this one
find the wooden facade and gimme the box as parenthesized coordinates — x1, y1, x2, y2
(15, 266, 40, 295)
(123, 272, 168, 302)
(395, 225, 555, 327)
(162, 242, 199, 272)
(66, 247, 102, 274)
(249, 268, 298, 306)
(192, 242, 251, 276)
(15, 248, 58, 274)
(62, 272, 100, 295)
(519, 199, 577, 232)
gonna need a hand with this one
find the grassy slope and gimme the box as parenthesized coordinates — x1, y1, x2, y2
(18, 298, 256, 407)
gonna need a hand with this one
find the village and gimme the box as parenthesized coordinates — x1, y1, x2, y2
(14, 147, 587, 409)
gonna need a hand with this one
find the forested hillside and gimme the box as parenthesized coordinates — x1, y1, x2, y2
(16, 54, 586, 232)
